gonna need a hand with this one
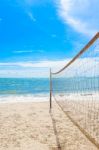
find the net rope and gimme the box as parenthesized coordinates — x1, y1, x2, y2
(51, 32, 99, 148)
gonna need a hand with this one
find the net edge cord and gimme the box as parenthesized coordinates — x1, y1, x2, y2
(52, 32, 99, 75)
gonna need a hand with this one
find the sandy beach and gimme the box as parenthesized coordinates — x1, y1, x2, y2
(0, 99, 98, 150)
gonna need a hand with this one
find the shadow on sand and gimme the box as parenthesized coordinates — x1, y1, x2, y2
(50, 111, 61, 150)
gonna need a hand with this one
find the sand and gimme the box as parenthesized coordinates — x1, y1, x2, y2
(0, 101, 98, 150)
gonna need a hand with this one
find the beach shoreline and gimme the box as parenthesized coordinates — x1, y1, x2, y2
(0, 94, 49, 103)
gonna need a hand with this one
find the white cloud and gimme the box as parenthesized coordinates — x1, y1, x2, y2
(0, 60, 68, 68)
(27, 12, 36, 22)
(13, 49, 45, 54)
(56, 0, 99, 36)
(16, 0, 48, 22)
(16, 0, 37, 22)
(13, 50, 33, 53)
(0, 57, 99, 77)
(0, 60, 69, 77)
(0, 60, 66, 77)
(52, 57, 99, 77)
(0, 68, 49, 78)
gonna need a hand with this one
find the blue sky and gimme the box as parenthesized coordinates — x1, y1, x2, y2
(0, 0, 99, 77)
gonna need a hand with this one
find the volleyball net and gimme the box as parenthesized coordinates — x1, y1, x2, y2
(50, 32, 99, 148)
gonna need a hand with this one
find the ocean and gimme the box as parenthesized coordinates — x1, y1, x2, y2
(0, 77, 98, 102)
(0, 77, 99, 95)
(0, 78, 50, 102)
(52, 77, 99, 93)
(0, 78, 50, 95)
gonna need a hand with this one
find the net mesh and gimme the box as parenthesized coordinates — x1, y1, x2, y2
(51, 34, 99, 147)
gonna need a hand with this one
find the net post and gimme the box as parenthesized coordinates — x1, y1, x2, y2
(49, 68, 52, 112)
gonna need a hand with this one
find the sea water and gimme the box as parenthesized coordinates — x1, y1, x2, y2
(0, 77, 99, 102)
(0, 78, 49, 95)
(52, 77, 99, 94)
(0, 78, 49, 102)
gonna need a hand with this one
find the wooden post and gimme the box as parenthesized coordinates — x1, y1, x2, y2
(50, 68, 52, 111)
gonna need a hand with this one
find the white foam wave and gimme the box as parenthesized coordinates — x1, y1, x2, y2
(0, 94, 49, 103)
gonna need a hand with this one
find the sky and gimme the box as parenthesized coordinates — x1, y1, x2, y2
(0, 0, 99, 77)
